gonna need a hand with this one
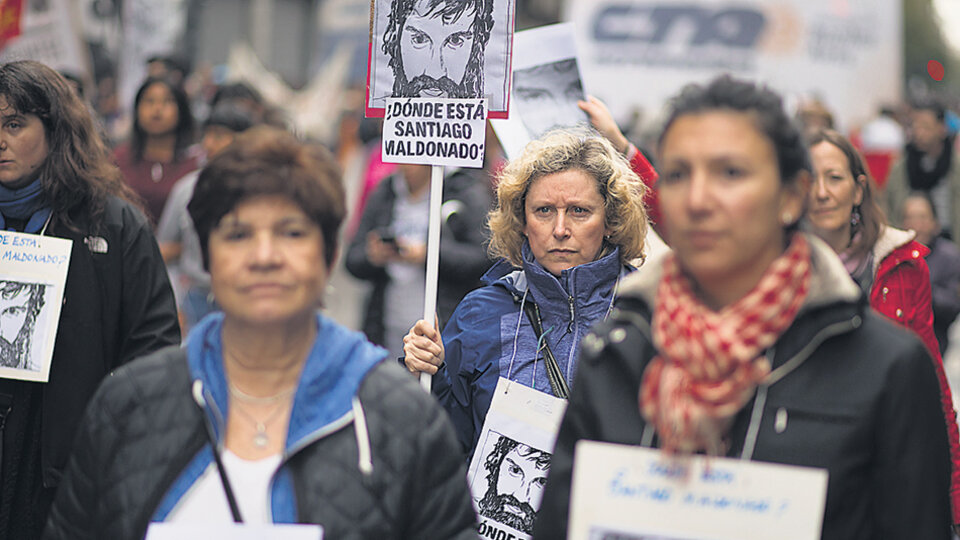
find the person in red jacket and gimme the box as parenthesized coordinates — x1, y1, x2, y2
(805, 128, 960, 528)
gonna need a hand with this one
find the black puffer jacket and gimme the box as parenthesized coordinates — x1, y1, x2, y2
(345, 168, 493, 346)
(534, 234, 952, 540)
(43, 345, 479, 540)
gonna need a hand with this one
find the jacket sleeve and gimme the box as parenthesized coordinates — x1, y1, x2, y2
(930, 246, 960, 325)
(434, 298, 482, 457)
(627, 145, 662, 231)
(405, 385, 479, 540)
(345, 180, 392, 282)
(873, 338, 952, 538)
(905, 257, 960, 524)
(43, 376, 120, 540)
(118, 203, 181, 367)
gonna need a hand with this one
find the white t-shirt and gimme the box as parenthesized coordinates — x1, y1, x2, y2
(166, 450, 282, 524)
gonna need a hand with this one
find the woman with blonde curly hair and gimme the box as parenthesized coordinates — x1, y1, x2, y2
(403, 129, 649, 459)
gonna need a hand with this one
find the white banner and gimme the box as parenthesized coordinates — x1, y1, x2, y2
(0, 0, 90, 78)
(566, 0, 902, 130)
(382, 97, 488, 168)
(117, 0, 187, 112)
(467, 378, 566, 540)
(569, 442, 828, 540)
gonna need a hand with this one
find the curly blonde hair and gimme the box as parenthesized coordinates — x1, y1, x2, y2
(487, 129, 649, 267)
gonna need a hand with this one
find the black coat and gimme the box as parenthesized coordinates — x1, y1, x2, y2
(43, 346, 479, 540)
(534, 236, 952, 540)
(10, 196, 179, 487)
(345, 169, 492, 347)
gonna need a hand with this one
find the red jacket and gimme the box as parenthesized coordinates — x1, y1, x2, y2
(870, 227, 960, 523)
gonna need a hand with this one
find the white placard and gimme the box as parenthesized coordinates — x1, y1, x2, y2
(467, 377, 566, 540)
(491, 23, 590, 160)
(566, 0, 902, 131)
(569, 442, 828, 540)
(145, 522, 322, 539)
(365, 0, 516, 119)
(382, 97, 488, 168)
(0, 231, 71, 382)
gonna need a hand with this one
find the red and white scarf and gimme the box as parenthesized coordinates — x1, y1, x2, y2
(639, 234, 812, 454)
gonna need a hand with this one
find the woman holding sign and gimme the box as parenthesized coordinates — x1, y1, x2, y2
(0, 61, 179, 539)
(534, 76, 951, 538)
(403, 129, 650, 459)
(44, 127, 477, 539)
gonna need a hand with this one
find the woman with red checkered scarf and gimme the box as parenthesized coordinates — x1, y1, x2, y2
(534, 75, 953, 539)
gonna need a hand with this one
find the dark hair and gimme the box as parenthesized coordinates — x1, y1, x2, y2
(131, 76, 195, 162)
(203, 102, 256, 133)
(904, 190, 939, 220)
(912, 100, 946, 123)
(806, 129, 886, 259)
(658, 75, 811, 185)
(0, 61, 138, 231)
(188, 126, 345, 268)
(483, 436, 550, 483)
(383, 0, 494, 97)
(210, 82, 264, 110)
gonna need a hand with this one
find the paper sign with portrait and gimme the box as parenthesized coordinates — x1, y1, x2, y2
(568, 441, 828, 540)
(365, 0, 515, 119)
(491, 22, 590, 159)
(0, 231, 71, 382)
(467, 377, 566, 540)
(145, 522, 322, 539)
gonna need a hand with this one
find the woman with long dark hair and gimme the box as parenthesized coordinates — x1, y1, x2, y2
(0, 60, 179, 539)
(113, 76, 200, 223)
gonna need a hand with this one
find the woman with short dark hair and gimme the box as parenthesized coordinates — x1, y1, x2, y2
(44, 126, 477, 539)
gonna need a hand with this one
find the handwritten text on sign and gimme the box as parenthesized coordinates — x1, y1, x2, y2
(382, 98, 487, 168)
(568, 442, 828, 540)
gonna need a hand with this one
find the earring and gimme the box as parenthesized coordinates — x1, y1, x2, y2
(781, 212, 794, 226)
(850, 205, 862, 227)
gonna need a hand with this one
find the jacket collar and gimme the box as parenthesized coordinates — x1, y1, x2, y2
(184, 313, 386, 451)
(488, 240, 625, 302)
(619, 232, 861, 316)
(871, 226, 918, 274)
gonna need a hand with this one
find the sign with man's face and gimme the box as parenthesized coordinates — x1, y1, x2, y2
(467, 378, 567, 540)
(0, 230, 71, 382)
(366, 0, 515, 118)
(490, 23, 590, 159)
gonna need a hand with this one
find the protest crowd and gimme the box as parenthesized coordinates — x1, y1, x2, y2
(2, 0, 960, 538)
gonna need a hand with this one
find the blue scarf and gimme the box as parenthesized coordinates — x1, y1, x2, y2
(0, 180, 52, 233)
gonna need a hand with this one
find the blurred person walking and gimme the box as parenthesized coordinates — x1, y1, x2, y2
(535, 76, 952, 539)
(113, 76, 201, 225)
(884, 101, 960, 242)
(44, 127, 478, 539)
(901, 191, 960, 354)
(0, 60, 179, 539)
(156, 102, 257, 331)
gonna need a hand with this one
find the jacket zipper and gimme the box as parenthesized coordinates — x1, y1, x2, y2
(567, 295, 575, 333)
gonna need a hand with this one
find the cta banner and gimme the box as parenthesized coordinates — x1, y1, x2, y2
(566, 0, 902, 129)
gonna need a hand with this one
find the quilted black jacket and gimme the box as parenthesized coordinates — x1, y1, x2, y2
(42, 346, 479, 540)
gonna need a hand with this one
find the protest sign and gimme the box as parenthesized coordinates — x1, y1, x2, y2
(568, 442, 828, 540)
(468, 378, 567, 540)
(146, 522, 322, 539)
(491, 23, 589, 159)
(0, 231, 71, 382)
(382, 97, 488, 168)
(566, 0, 901, 130)
(365, 0, 516, 119)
